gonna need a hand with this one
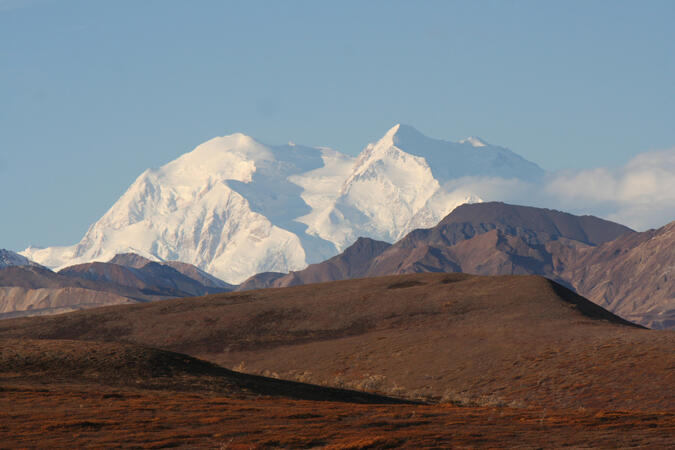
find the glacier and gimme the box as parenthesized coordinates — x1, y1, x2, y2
(22, 124, 544, 283)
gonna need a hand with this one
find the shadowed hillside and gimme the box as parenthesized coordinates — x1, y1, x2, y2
(2, 273, 671, 411)
(0, 338, 408, 404)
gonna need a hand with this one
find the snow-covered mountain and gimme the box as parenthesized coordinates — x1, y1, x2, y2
(22, 124, 544, 283)
(0, 249, 42, 269)
(296, 124, 544, 248)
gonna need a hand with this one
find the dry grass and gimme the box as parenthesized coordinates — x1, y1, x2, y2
(1, 382, 673, 448)
(0, 339, 409, 405)
(0, 334, 672, 448)
(0, 273, 672, 411)
(0, 273, 673, 447)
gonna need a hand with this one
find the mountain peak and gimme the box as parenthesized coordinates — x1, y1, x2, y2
(23, 126, 545, 283)
(108, 253, 156, 269)
(378, 123, 401, 144)
(231, 132, 257, 145)
(459, 136, 487, 147)
(198, 132, 261, 153)
(381, 123, 425, 143)
(439, 202, 634, 245)
(366, 124, 437, 161)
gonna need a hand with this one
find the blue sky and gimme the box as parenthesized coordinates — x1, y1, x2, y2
(1, 0, 674, 250)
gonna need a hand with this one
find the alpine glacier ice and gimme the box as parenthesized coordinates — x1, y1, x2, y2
(22, 125, 544, 283)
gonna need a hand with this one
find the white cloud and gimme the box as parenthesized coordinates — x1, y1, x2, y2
(545, 148, 675, 230)
(440, 148, 675, 231)
(443, 176, 536, 205)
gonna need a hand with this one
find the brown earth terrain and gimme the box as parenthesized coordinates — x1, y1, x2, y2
(242, 202, 632, 290)
(3, 382, 673, 448)
(241, 202, 673, 329)
(0, 339, 404, 403)
(249, 237, 393, 289)
(109, 252, 234, 290)
(1, 273, 672, 413)
(58, 260, 225, 298)
(0, 337, 673, 448)
(0, 266, 149, 318)
(555, 221, 675, 329)
(0, 255, 232, 319)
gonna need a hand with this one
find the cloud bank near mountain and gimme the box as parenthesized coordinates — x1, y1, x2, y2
(546, 148, 675, 230)
(442, 148, 675, 231)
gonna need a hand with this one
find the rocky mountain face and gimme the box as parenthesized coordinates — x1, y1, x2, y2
(58, 262, 229, 299)
(0, 255, 232, 319)
(21, 125, 544, 283)
(238, 202, 673, 329)
(107, 252, 233, 290)
(365, 202, 633, 277)
(245, 202, 632, 283)
(555, 221, 675, 329)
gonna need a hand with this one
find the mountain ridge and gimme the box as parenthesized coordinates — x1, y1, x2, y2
(246, 202, 633, 284)
(21, 125, 545, 283)
(0, 254, 232, 318)
(236, 202, 675, 329)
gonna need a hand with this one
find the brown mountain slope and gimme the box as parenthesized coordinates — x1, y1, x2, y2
(398, 201, 633, 248)
(1, 273, 671, 411)
(240, 202, 673, 329)
(265, 237, 392, 288)
(556, 221, 675, 329)
(0, 266, 147, 318)
(0, 265, 120, 291)
(164, 261, 233, 289)
(366, 202, 633, 277)
(236, 271, 286, 291)
(368, 217, 674, 329)
(59, 261, 227, 297)
(109, 253, 233, 290)
(0, 287, 135, 318)
(107, 252, 155, 268)
(241, 202, 634, 291)
(0, 265, 159, 319)
(0, 255, 232, 319)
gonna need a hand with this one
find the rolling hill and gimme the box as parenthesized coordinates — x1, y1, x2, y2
(2, 273, 671, 411)
(3, 336, 672, 448)
(239, 202, 673, 329)
(0, 338, 404, 404)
